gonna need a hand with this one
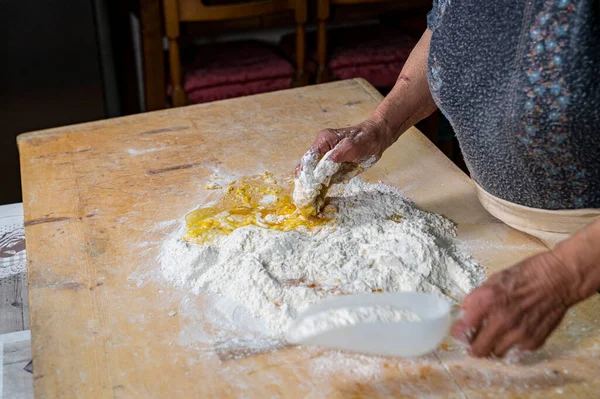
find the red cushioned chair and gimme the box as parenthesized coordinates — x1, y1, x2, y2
(316, 0, 429, 84)
(182, 40, 295, 104)
(280, 25, 417, 90)
(326, 25, 417, 89)
(164, 0, 308, 106)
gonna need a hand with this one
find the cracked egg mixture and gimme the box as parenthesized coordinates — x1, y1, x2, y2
(183, 172, 332, 243)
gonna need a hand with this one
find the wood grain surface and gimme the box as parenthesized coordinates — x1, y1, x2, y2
(18, 79, 600, 398)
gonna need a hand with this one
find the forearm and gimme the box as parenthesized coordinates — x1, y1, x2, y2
(552, 217, 600, 303)
(370, 29, 438, 145)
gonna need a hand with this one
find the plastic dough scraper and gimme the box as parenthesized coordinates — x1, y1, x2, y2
(286, 292, 458, 357)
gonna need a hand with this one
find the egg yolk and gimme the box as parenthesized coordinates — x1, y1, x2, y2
(183, 172, 333, 244)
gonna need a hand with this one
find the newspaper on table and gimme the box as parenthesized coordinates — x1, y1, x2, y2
(0, 203, 26, 279)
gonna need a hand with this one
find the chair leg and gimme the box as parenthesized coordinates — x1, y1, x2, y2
(293, 0, 309, 87)
(295, 23, 309, 86)
(316, 0, 330, 84)
(163, 0, 186, 107)
(168, 38, 186, 107)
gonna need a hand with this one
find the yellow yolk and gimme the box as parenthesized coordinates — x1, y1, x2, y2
(183, 172, 332, 244)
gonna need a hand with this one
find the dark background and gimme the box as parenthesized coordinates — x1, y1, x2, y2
(0, 0, 461, 205)
(0, 0, 139, 205)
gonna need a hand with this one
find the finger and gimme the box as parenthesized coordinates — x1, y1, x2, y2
(451, 288, 495, 343)
(495, 307, 564, 355)
(452, 318, 479, 344)
(492, 326, 527, 357)
(328, 153, 380, 184)
(469, 314, 516, 357)
(358, 155, 379, 172)
(297, 148, 320, 174)
(312, 129, 343, 155)
(330, 163, 360, 184)
(329, 138, 364, 163)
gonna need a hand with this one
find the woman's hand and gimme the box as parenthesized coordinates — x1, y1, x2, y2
(296, 115, 394, 184)
(310, 115, 393, 165)
(453, 218, 600, 358)
(452, 251, 576, 357)
(296, 28, 437, 179)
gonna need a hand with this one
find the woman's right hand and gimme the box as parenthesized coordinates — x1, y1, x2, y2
(311, 116, 393, 164)
(297, 28, 436, 180)
(300, 115, 394, 182)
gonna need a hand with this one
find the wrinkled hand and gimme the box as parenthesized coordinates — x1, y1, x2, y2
(452, 251, 577, 357)
(296, 117, 393, 182)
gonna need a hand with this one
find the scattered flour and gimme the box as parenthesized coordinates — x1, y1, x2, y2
(126, 147, 165, 156)
(288, 305, 421, 342)
(160, 178, 485, 339)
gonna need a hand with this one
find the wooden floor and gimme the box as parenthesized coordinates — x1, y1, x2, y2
(1, 272, 32, 399)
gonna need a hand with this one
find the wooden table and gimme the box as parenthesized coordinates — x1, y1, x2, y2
(18, 80, 600, 398)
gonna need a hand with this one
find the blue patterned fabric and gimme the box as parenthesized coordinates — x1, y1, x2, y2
(427, 0, 600, 210)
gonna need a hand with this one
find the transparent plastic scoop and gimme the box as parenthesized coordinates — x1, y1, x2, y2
(286, 292, 454, 357)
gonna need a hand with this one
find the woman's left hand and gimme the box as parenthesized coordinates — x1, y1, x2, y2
(452, 250, 577, 357)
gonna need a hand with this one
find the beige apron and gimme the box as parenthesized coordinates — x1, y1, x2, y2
(474, 182, 600, 249)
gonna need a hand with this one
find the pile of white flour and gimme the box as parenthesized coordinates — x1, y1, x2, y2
(160, 179, 485, 339)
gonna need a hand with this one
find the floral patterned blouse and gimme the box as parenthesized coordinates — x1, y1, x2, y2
(427, 0, 600, 209)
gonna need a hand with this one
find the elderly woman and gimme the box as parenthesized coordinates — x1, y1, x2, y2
(301, 0, 600, 357)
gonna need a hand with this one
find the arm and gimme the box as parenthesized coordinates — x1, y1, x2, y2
(453, 218, 600, 357)
(308, 29, 437, 165)
(370, 29, 438, 150)
(553, 218, 600, 300)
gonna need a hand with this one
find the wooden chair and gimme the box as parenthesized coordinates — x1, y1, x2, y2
(164, 0, 307, 107)
(316, 0, 428, 83)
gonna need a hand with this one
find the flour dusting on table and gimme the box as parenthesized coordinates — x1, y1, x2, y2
(160, 178, 484, 339)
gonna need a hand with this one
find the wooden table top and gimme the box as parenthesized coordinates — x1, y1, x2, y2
(18, 79, 600, 398)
